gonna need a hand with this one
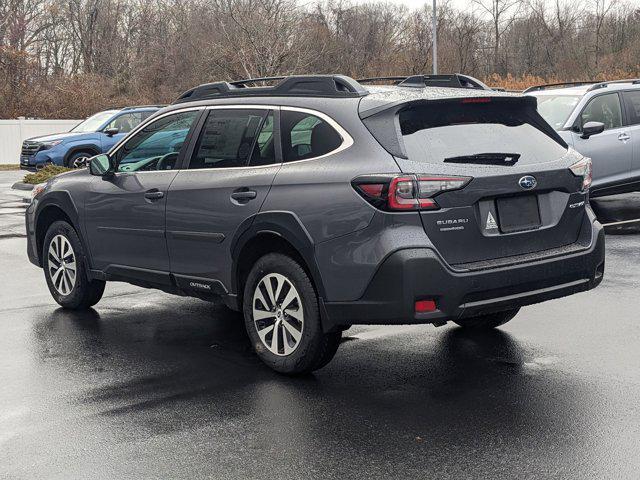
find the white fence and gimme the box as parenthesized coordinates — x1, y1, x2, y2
(0, 119, 81, 164)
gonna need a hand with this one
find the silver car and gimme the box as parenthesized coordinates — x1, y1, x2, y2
(525, 79, 640, 197)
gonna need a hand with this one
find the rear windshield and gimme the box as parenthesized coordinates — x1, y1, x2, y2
(399, 101, 567, 166)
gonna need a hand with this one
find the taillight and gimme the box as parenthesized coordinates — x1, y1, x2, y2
(569, 157, 592, 191)
(353, 174, 471, 211)
(388, 176, 419, 210)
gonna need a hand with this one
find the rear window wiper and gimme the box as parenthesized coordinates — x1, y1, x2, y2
(444, 153, 520, 166)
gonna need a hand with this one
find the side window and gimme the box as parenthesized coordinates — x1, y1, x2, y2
(580, 93, 623, 130)
(249, 113, 277, 166)
(622, 91, 640, 126)
(116, 110, 199, 172)
(105, 112, 144, 134)
(189, 109, 274, 169)
(141, 111, 155, 122)
(281, 111, 343, 162)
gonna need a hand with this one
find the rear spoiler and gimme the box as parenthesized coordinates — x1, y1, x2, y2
(359, 93, 535, 119)
(359, 96, 566, 159)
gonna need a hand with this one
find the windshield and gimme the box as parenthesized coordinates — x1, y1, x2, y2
(70, 111, 118, 133)
(529, 94, 581, 130)
(399, 100, 567, 166)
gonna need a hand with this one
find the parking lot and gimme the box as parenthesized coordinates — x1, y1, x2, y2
(1, 169, 639, 479)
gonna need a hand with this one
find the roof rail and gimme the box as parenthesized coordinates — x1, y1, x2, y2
(229, 76, 287, 87)
(587, 78, 640, 91)
(522, 81, 595, 93)
(357, 73, 490, 90)
(173, 75, 368, 104)
(357, 76, 408, 85)
(120, 104, 166, 110)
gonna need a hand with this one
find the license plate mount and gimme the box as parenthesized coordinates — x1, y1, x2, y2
(496, 195, 541, 233)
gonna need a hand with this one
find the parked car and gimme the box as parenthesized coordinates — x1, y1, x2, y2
(19, 106, 164, 170)
(525, 79, 640, 197)
(26, 74, 605, 374)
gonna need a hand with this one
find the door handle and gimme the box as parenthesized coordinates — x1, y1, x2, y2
(230, 189, 257, 202)
(618, 133, 631, 142)
(144, 190, 164, 200)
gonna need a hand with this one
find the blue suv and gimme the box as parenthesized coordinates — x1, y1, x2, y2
(19, 106, 163, 170)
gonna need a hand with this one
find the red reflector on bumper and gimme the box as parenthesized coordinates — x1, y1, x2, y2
(415, 299, 437, 313)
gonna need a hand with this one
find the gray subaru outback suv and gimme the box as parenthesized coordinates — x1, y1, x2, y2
(26, 74, 605, 374)
(525, 79, 640, 197)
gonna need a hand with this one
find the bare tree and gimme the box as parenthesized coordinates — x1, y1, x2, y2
(591, 0, 616, 69)
(472, 0, 521, 74)
(209, 0, 313, 79)
(2, 0, 640, 118)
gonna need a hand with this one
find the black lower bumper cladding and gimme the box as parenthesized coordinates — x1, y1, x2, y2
(322, 221, 605, 330)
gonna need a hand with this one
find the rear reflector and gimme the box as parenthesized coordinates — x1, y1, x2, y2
(415, 299, 437, 313)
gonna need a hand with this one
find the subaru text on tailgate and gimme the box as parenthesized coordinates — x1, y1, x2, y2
(26, 74, 605, 374)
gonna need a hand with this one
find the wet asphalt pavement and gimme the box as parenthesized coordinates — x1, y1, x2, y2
(1, 170, 639, 479)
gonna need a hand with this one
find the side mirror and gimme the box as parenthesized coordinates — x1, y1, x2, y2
(104, 127, 119, 137)
(89, 154, 113, 177)
(581, 121, 605, 139)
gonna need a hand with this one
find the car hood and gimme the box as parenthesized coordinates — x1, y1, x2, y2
(26, 132, 88, 143)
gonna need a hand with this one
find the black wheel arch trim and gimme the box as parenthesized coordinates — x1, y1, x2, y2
(34, 191, 94, 275)
(63, 145, 101, 164)
(230, 210, 327, 301)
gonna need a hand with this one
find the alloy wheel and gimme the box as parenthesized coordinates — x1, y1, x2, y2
(72, 156, 89, 168)
(48, 234, 76, 296)
(252, 273, 304, 356)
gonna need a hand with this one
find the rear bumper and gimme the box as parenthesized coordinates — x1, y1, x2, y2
(321, 220, 605, 329)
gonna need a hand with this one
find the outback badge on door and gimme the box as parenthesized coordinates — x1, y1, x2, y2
(518, 175, 537, 190)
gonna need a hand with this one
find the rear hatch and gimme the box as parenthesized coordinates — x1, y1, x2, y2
(361, 95, 589, 266)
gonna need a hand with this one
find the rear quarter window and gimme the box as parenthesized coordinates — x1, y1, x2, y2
(399, 101, 568, 166)
(281, 111, 343, 162)
(622, 91, 640, 125)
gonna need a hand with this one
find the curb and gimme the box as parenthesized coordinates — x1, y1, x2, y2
(11, 182, 34, 191)
(603, 222, 640, 235)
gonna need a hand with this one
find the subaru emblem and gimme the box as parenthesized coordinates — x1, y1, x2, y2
(519, 175, 537, 190)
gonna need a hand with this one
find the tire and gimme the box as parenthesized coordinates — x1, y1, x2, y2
(453, 308, 520, 330)
(43, 221, 105, 309)
(65, 151, 93, 169)
(242, 253, 341, 374)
